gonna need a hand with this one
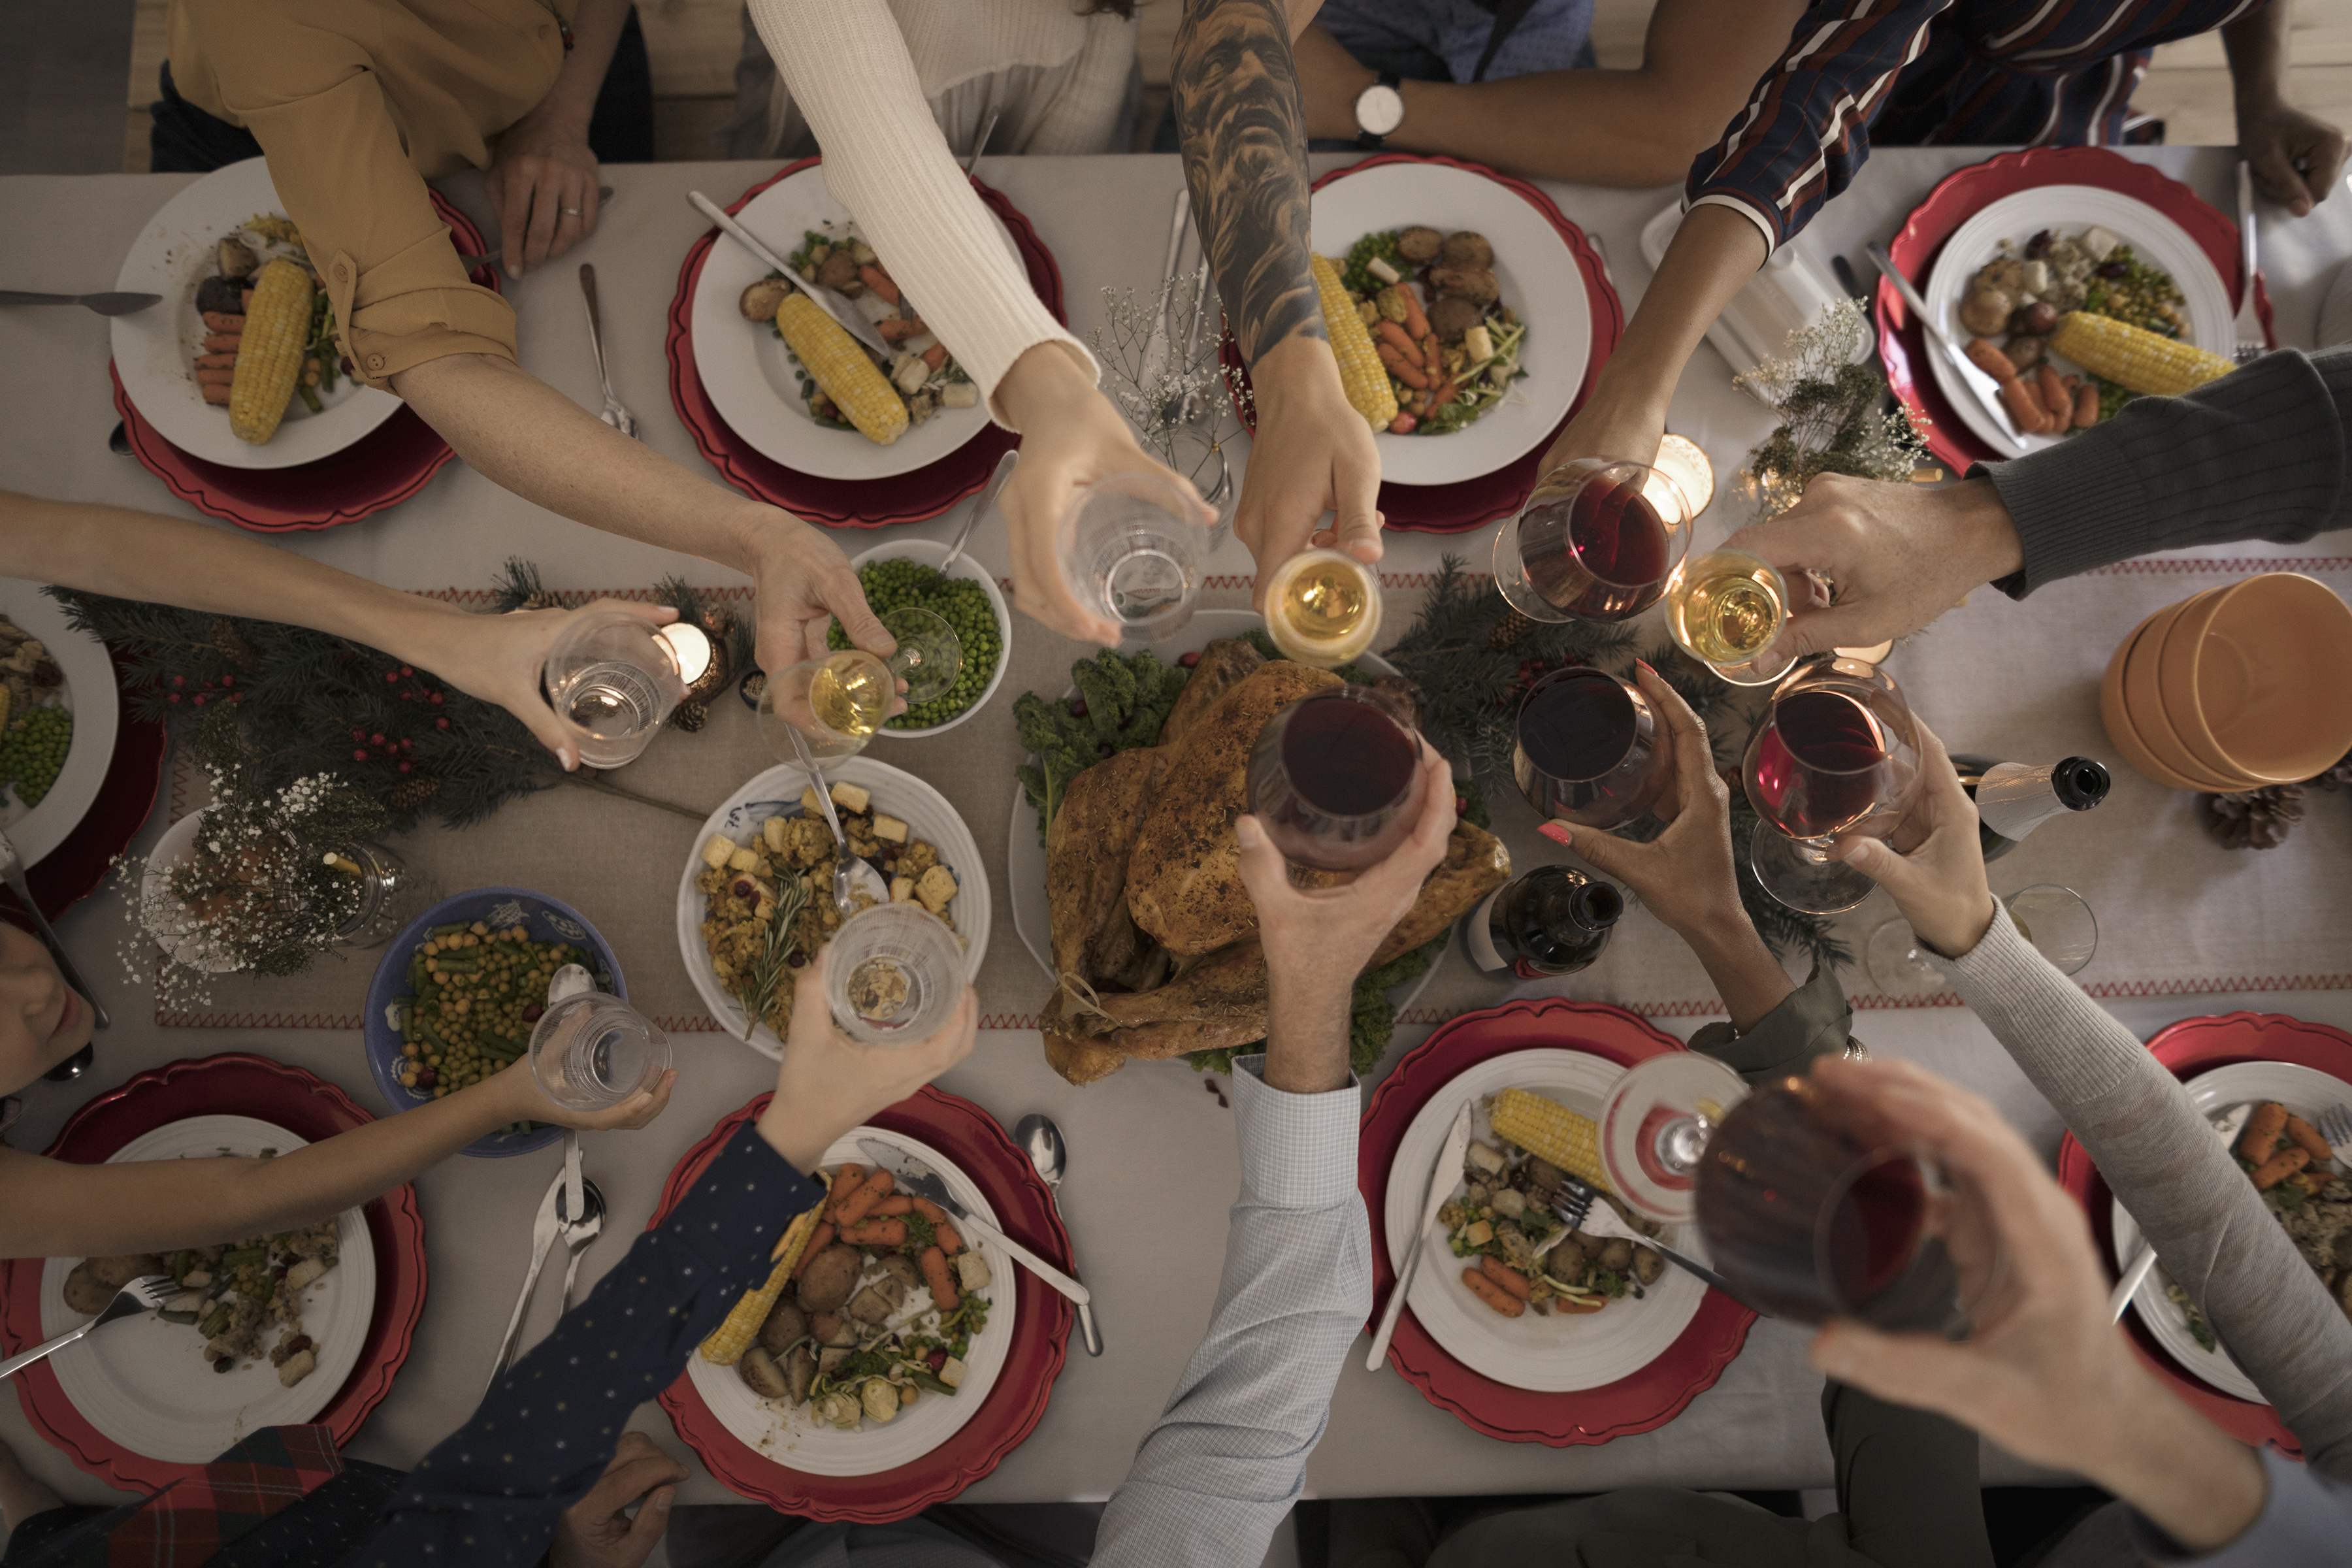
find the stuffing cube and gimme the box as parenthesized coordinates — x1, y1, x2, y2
(830, 782, 872, 813)
(762, 817, 791, 854)
(953, 1251, 992, 1292)
(915, 865, 957, 913)
(870, 813, 909, 844)
(939, 382, 978, 409)
(890, 875, 916, 903)
(799, 786, 826, 814)
(700, 835, 736, 870)
(727, 847, 763, 874)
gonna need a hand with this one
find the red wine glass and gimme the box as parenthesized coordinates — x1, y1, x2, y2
(1492, 458, 1695, 625)
(1511, 666, 1669, 830)
(1245, 687, 1426, 872)
(1741, 657, 1921, 914)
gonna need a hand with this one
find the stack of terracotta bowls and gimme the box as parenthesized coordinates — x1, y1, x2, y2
(2100, 573, 2352, 792)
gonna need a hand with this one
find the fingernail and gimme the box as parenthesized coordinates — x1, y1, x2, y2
(1537, 821, 1571, 846)
(1235, 816, 1265, 849)
(1633, 658, 1654, 678)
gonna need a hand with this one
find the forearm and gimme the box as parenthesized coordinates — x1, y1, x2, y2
(1682, 915, 1797, 1034)
(1588, 204, 1768, 422)
(2223, 0, 2293, 115)
(1262, 972, 1351, 1094)
(1383, 73, 1725, 186)
(2083, 1373, 2270, 1553)
(529, 0, 632, 135)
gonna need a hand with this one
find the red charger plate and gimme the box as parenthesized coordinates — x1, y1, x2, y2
(1361, 998, 1755, 1445)
(111, 190, 497, 532)
(1876, 146, 2273, 478)
(666, 161, 1062, 527)
(2056, 1010, 2352, 1457)
(655, 1086, 1073, 1520)
(1220, 153, 1624, 534)
(0, 640, 166, 923)
(0, 1054, 429, 1491)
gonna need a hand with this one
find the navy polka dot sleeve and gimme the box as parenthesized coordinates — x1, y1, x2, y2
(343, 1126, 819, 1566)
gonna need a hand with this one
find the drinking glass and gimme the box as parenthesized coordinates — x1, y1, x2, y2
(529, 975, 670, 1112)
(825, 903, 966, 1046)
(1664, 549, 1797, 687)
(757, 607, 962, 766)
(1742, 657, 1921, 915)
(1058, 470, 1213, 643)
(327, 843, 436, 950)
(1245, 686, 1424, 871)
(1260, 547, 1382, 669)
(542, 610, 713, 769)
(1511, 666, 1669, 830)
(1492, 458, 1694, 625)
(1865, 884, 2099, 997)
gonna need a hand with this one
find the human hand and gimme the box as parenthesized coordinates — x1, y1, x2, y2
(1237, 336, 1384, 610)
(1294, 22, 1377, 142)
(548, 1431, 686, 1568)
(1540, 662, 1741, 941)
(1804, 1056, 2266, 1553)
(433, 598, 678, 771)
(739, 510, 895, 673)
(485, 107, 601, 277)
(1532, 373, 1667, 483)
(486, 1053, 678, 1132)
(1725, 475, 2023, 659)
(1831, 718, 1996, 960)
(2239, 97, 2348, 218)
(758, 945, 977, 1173)
(994, 344, 1213, 646)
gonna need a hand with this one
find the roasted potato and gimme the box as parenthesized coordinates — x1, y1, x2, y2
(217, 237, 259, 279)
(1440, 231, 1494, 268)
(846, 1281, 904, 1324)
(783, 1342, 818, 1404)
(1426, 266, 1498, 308)
(63, 1254, 165, 1315)
(1396, 226, 1444, 264)
(1958, 287, 2014, 337)
(877, 1254, 922, 1294)
(739, 1345, 792, 1399)
(1428, 295, 1486, 343)
(740, 278, 792, 321)
(1630, 1246, 1665, 1286)
(758, 1298, 809, 1354)
(2003, 335, 2045, 372)
(1597, 1237, 1635, 1275)
(810, 1311, 858, 1348)
(1548, 1239, 1588, 1279)
(794, 1244, 863, 1314)
(815, 249, 862, 294)
(2011, 300, 2059, 336)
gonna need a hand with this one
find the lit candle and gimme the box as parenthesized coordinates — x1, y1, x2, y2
(1647, 434, 1716, 519)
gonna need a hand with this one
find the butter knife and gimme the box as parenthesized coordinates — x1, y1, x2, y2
(1865, 240, 2029, 458)
(1366, 1100, 1473, 1371)
(855, 1139, 1092, 1308)
(686, 191, 894, 363)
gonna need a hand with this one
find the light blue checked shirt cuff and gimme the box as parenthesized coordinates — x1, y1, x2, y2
(1092, 1054, 1369, 1568)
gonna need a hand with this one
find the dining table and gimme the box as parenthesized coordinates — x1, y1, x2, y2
(2, 144, 2349, 1521)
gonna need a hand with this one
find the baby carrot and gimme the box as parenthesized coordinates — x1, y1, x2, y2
(858, 265, 900, 306)
(2072, 381, 2099, 429)
(839, 1217, 908, 1247)
(202, 310, 246, 333)
(1462, 1266, 1524, 1318)
(1480, 1255, 1533, 1300)
(868, 1195, 913, 1217)
(2035, 363, 2071, 421)
(834, 1170, 896, 1230)
(909, 1196, 963, 1254)
(1375, 319, 1422, 365)
(2241, 1103, 2288, 1162)
(2285, 1116, 2332, 1164)
(1377, 342, 1431, 389)
(2252, 1147, 2310, 1190)
(919, 1245, 959, 1311)
(1393, 284, 1433, 344)
(877, 316, 926, 342)
(201, 383, 231, 405)
(921, 342, 947, 370)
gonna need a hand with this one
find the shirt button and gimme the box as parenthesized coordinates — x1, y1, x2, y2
(367, 353, 386, 371)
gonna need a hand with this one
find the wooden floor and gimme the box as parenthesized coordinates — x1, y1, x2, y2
(93, 0, 2352, 171)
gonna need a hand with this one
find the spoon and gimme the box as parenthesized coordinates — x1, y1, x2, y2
(781, 723, 858, 917)
(940, 449, 1017, 576)
(1015, 1113, 1103, 1356)
(556, 1174, 606, 1313)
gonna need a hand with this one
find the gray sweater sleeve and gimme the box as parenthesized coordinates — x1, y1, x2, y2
(1978, 347, 2352, 596)
(1935, 907, 2352, 1480)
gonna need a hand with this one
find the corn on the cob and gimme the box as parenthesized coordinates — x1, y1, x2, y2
(1311, 253, 1399, 430)
(2049, 311, 2234, 399)
(776, 293, 907, 446)
(1489, 1088, 1609, 1192)
(697, 1199, 826, 1365)
(229, 259, 314, 445)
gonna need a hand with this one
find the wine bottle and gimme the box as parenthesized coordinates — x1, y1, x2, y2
(1950, 753, 2111, 861)
(1465, 865, 1624, 979)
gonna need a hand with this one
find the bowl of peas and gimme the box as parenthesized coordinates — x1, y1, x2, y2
(826, 539, 1010, 736)
(362, 887, 625, 1158)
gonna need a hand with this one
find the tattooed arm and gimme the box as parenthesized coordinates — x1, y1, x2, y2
(1173, 0, 1382, 606)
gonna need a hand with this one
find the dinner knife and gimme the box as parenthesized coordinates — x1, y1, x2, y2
(1864, 240, 2029, 459)
(685, 190, 895, 363)
(855, 1139, 1093, 1308)
(2109, 1101, 2251, 1322)
(1365, 1100, 1473, 1371)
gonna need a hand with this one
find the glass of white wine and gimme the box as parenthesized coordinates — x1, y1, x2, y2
(757, 606, 962, 765)
(1260, 547, 1380, 668)
(1664, 549, 1795, 687)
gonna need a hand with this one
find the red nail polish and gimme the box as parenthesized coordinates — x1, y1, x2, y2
(1634, 659, 1654, 677)
(1537, 821, 1572, 845)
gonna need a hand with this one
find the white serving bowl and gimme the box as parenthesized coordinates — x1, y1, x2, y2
(846, 537, 1013, 739)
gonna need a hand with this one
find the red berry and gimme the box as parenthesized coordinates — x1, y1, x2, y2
(399, 666, 412, 678)
(166, 693, 181, 704)
(370, 733, 385, 745)
(193, 694, 207, 706)
(384, 670, 399, 683)
(350, 728, 365, 742)
(926, 1348, 948, 1371)
(400, 738, 413, 751)
(400, 691, 415, 701)
(1068, 698, 1088, 718)
(171, 675, 186, 688)
(353, 749, 369, 761)
(219, 676, 233, 688)
(397, 760, 412, 774)
(435, 717, 450, 730)
(429, 691, 445, 706)
(231, 692, 244, 703)
(1454, 794, 1468, 816)
(1179, 649, 1202, 668)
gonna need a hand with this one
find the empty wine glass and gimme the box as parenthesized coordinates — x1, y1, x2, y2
(1245, 686, 1424, 872)
(542, 610, 713, 768)
(757, 606, 960, 765)
(1865, 884, 2099, 998)
(1742, 657, 1921, 915)
(1511, 666, 1670, 830)
(1493, 458, 1694, 625)
(1663, 549, 1797, 687)
(529, 968, 670, 1112)
(825, 903, 966, 1046)
(1058, 470, 1213, 643)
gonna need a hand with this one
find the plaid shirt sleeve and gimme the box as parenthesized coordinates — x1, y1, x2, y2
(1092, 1054, 1369, 1568)
(342, 1128, 818, 1567)
(1686, 0, 1955, 252)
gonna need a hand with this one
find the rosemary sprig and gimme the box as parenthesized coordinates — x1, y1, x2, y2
(736, 868, 813, 1039)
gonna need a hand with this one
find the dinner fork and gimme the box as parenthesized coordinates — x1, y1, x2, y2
(2234, 162, 2266, 365)
(579, 263, 638, 439)
(1544, 1174, 1767, 1315)
(0, 828, 108, 1032)
(0, 1276, 173, 1380)
(2319, 1103, 2352, 1163)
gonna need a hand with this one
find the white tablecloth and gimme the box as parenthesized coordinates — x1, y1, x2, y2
(2, 146, 2349, 1512)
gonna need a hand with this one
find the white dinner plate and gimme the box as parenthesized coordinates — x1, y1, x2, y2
(0, 581, 118, 866)
(1310, 161, 1590, 487)
(689, 165, 1008, 482)
(37, 1115, 375, 1463)
(1383, 1049, 1705, 1392)
(678, 757, 990, 1060)
(1004, 610, 1439, 1019)
(1923, 185, 2233, 457)
(2110, 1060, 2352, 1405)
(682, 1124, 1015, 1477)
(110, 158, 402, 469)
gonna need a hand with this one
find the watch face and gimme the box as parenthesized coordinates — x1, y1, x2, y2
(1355, 83, 1405, 138)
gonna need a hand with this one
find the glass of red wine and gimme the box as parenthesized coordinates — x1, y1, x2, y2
(1741, 656, 1921, 914)
(1245, 687, 1426, 872)
(1511, 666, 1669, 830)
(1492, 457, 1695, 625)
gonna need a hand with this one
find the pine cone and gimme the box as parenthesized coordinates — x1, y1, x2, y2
(1488, 608, 1533, 651)
(2309, 749, 2352, 791)
(385, 774, 442, 811)
(2201, 784, 2304, 850)
(210, 617, 262, 674)
(673, 698, 708, 733)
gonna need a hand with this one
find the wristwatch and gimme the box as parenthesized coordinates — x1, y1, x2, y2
(1353, 72, 1405, 150)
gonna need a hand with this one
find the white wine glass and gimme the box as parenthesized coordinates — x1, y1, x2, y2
(1664, 549, 1797, 687)
(1260, 547, 1381, 668)
(1865, 884, 2099, 997)
(757, 606, 960, 765)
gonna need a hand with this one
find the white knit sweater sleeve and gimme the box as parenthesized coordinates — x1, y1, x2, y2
(745, 0, 1097, 428)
